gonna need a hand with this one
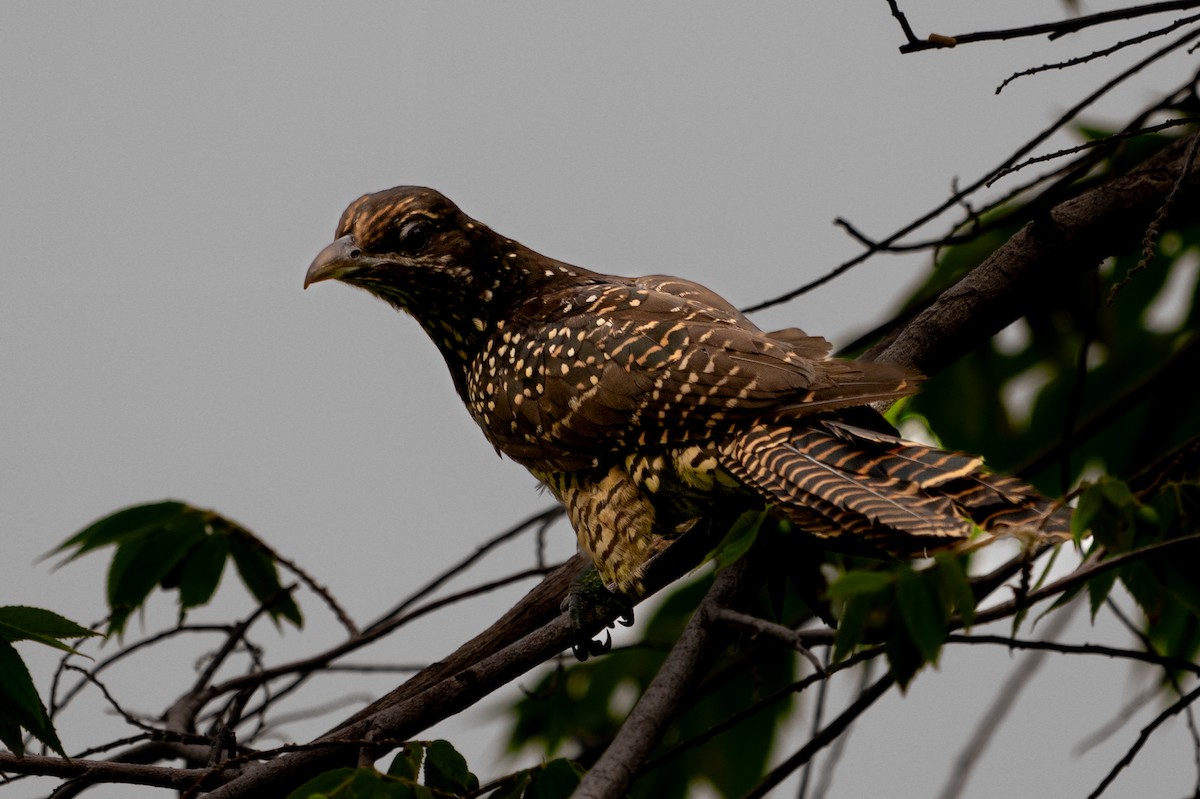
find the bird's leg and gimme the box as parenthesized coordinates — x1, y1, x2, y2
(564, 563, 635, 661)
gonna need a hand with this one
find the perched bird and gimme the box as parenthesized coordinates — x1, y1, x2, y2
(305, 186, 1067, 602)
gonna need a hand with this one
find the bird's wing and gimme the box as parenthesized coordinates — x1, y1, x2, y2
(483, 280, 916, 470)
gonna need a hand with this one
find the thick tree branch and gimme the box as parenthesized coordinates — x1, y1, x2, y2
(868, 132, 1200, 375)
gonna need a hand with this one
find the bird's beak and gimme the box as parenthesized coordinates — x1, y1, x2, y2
(304, 235, 362, 289)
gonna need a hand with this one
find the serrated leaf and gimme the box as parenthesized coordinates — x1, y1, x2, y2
(178, 532, 230, 610)
(50, 501, 187, 563)
(424, 739, 477, 793)
(1072, 483, 1102, 541)
(0, 606, 99, 654)
(229, 531, 302, 628)
(106, 514, 207, 635)
(524, 759, 583, 799)
(896, 568, 945, 664)
(1087, 569, 1119, 620)
(832, 594, 872, 663)
(827, 569, 894, 600)
(933, 555, 976, 628)
(0, 639, 64, 756)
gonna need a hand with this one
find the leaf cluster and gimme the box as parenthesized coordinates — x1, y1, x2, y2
(50, 500, 303, 636)
(0, 606, 97, 756)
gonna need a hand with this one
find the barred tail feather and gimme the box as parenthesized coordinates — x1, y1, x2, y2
(718, 420, 1071, 552)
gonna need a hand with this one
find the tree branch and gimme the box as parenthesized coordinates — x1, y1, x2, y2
(0, 753, 232, 792)
(743, 672, 897, 799)
(869, 131, 1200, 375)
(891, 1, 1200, 53)
(573, 556, 756, 799)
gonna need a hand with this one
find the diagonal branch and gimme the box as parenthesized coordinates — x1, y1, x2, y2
(743, 672, 897, 799)
(573, 556, 756, 799)
(868, 131, 1200, 376)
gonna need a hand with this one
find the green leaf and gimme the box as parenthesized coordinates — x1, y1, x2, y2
(0, 606, 99, 654)
(178, 532, 230, 610)
(896, 568, 945, 664)
(106, 513, 207, 635)
(387, 742, 424, 781)
(706, 510, 764, 570)
(827, 569, 894, 600)
(0, 719, 23, 760)
(285, 767, 424, 799)
(1088, 569, 1119, 621)
(286, 768, 356, 798)
(229, 531, 303, 628)
(486, 772, 531, 799)
(1071, 482, 1102, 542)
(424, 739, 478, 793)
(524, 759, 583, 799)
(832, 593, 872, 663)
(933, 554, 976, 628)
(51, 501, 187, 562)
(0, 639, 64, 756)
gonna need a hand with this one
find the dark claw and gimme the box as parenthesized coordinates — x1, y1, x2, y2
(572, 629, 612, 662)
(616, 608, 635, 628)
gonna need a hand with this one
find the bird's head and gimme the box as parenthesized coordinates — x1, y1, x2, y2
(304, 186, 485, 301)
(306, 186, 592, 373)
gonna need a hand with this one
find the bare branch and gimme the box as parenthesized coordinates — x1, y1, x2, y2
(997, 14, 1200, 93)
(869, 131, 1200, 376)
(936, 604, 1081, 799)
(713, 607, 826, 673)
(0, 752, 233, 792)
(744, 673, 896, 799)
(1109, 128, 1200, 303)
(891, 1, 1200, 53)
(1088, 682, 1200, 798)
(362, 505, 562, 636)
(746, 32, 1200, 317)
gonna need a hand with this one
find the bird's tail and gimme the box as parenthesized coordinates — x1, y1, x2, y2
(717, 418, 1071, 553)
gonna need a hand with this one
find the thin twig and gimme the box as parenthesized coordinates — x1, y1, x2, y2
(246, 531, 358, 636)
(936, 603, 1081, 799)
(713, 608, 826, 673)
(1109, 128, 1200, 303)
(990, 118, 1200, 184)
(744, 28, 1200, 315)
(641, 647, 886, 775)
(1088, 682, 1200, 798)
(810, 656, 871, 799)
(891, 1, 1200, 53)
(743, 673, 897, 799)
(997, 14, 1200, 93)
(362, 505, 562, 635)
(971, 532, 1200, 628)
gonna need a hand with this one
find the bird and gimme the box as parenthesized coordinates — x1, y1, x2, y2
(305, 186, 1068, 606)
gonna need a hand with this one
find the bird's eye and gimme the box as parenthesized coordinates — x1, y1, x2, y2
(395, 217, 434, 254)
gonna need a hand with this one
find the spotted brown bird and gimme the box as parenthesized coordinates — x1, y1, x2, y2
(305, 186, 1067, 603)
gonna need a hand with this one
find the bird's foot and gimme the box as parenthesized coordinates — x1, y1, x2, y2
(563, 568, 635, 661)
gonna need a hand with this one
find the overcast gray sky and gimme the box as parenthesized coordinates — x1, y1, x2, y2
(2, 3, 1195, 797)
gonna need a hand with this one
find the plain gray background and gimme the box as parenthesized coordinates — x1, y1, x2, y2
(3, 3, 1195, 797)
